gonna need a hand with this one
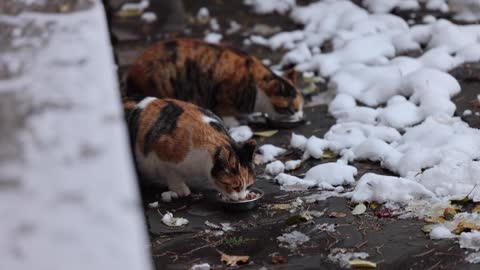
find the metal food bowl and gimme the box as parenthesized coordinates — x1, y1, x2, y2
(217, 188, 264, 211)
(241, 112, 305, 129)
(266, 116, 306, 129)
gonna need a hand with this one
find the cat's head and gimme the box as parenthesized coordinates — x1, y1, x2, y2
(210, 139, 257, 201)
(258, 68, 304, 121)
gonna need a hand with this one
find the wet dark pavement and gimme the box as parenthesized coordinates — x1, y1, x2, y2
(104, 0, 480, 269)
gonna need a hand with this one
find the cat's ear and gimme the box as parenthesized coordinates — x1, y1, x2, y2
(283, 68, 296, 85)
(238, 139, 257, 163)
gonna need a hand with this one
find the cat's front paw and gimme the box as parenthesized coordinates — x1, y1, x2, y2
(169, 183, 191, 197)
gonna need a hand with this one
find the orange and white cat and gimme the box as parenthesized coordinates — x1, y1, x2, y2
(124, 97, 256, 200)
(125, 38, 304, 124)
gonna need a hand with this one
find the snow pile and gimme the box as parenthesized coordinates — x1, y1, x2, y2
(265, 160, 285, 176)
(204, 33, 222, 44)
(253, 0, 480, 206)
(351, 173, 435, 203)
(243, 0, 296, 14)
(251, 0, 480, 252)
(364, 0, 449, 13)
(429, 226, 456, 239)
(460, 231, 480, 251)
(191, 263, 211, 270)
(229, 126, 253, 143)
(275, 173, 316, 191)
(141, 12, 157, 23)
(290, 132, 308, 151)
(277, 231, 310, 249)
(274, 161, 357, 191)
(285, 159, 302, 171)
(258, 144, 286, 163)
(304, 160, 357, 186)
(161, 212, 188, 227)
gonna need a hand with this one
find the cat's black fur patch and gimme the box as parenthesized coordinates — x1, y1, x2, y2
(234, 141, 256, 166)
(234, 76, 257, 113)
(211, 145, 227, 178)
(143, 101, 184, 154)
(163, 40, 178, 62)
(170, 58, 198, 101)
(211, 145, 241, 178)
(125, 107, 142, 148)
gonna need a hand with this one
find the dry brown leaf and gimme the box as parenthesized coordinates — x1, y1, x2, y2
(271, 255, 287, 264)
(221, 253, 249, 266)
(452, 221, 480, 235)
(424, 216, 446, 223)
(473, 205, 480, 213)
(443, 207, 457, 220)
(329, 211, 347, 218)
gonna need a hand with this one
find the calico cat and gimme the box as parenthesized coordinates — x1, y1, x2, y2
(125, 38, 304, 123)
(124, 96, 257, 200)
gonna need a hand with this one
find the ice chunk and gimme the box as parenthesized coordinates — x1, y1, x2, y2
(277, 231, 310, 249)
(460, 231, 480, 251)
(285, 160, 302, 171)
(430, 226, 456, 239)
(259, 144, 286, 163)
(265, 160, 285, 176)
(351, 173, 435, 203)
(290, 132, 308, 151)
(304, 160, 357, 186)
(204, 33, 222, 44)
(304, 136, 329, 159)
(229, 126, 253, 143)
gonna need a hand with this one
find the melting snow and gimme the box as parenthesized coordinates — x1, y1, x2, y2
(259, 144, 286, 163)
(251, 0, 480, 253)
(277, 231, 310, 249)
(229, 125, 253, 143)
(265, 160, 285, 176)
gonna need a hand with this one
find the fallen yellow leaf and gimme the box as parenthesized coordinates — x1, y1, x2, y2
(452, 221, 480, 235)
(421, 225, 434, 233)
(116, 9, 142, 17)
(270, 203, 292, 210)
(349, 259, 377, 268)
(254, 130, 279, 137)
(321, 150, 336, 159)
(221, 253, 249, 266)
(424, 216, 446, 223)
(369, 202, 379, 210)
(443, 207, 457, 220)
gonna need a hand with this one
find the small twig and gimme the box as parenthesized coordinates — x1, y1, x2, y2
(355, 240, 368, 249)
(375, 244, 384, 255)
(413, 248, 435, 258)
(183, 239, 223, 255)
(171, 205, 187, 212)
(434, 252, 464, 257)
(426, 260, 442, 270)
(326, 233, 340, 250)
